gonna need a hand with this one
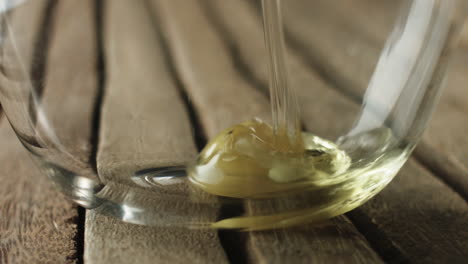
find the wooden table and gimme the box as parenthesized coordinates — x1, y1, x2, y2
(1, 0, 468, 263)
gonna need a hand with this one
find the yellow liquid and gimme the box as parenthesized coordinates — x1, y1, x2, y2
(188, 119, 351, 198)
(186, 0, 409, 230)
(187, 120, 410, 230)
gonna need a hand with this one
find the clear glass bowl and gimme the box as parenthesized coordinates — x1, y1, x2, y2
(0, 0, 466, 230)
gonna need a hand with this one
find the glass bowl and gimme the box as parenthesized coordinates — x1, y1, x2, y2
(0, 0, 466, 230)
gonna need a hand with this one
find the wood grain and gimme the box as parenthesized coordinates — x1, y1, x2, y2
(203, 1, 383, 263)
(206, 0, 468, 262)
(0, 1, 80, 263)
(0, 120, 79, 264)
(461, 22, 468, 48)
(204, 0, 360, 141)
(355, 159, 468, 263)
(411, 58, 468, 198)
(151, 0, 271, 134)
(311, 0, 468, 200)
(84, 0, 227, 263)
(284, 0, 468, 200)
(85, 211, 226, 264)
(283, 0, 380, 99)
(154, 0, 382, 262)
(40, 0, 98, 168)
(414, 38, 468, 199)
(0, 0, 50, 147)
(95, 0, 198, 185)
(0, 0, 466, 263)
(35, 0, 102, 209)
(284, 1, 468, 262)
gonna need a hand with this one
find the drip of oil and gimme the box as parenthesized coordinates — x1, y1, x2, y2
(187, 0, 410, 230)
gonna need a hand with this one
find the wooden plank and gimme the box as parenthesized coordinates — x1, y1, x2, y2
(331, 0, 402, 45)
(40, 0, 98, 168)
(202, 1, 383, 263)
(0, 120, 78, 264)
(153, 0, 382, 263)
(206, 0, 468, 262)
(338, 0, 468, 200)
(85, 211, 226, 264)
(295, 2, 468, 262)
(354, 159, 468, 263)
(151, 0, 271, 133)
(37, 0, 102, 208)
(415, 28, 468, 199)
(284, 0, 468, 200)
(415, 54, 468, 198)
(461, 22, 468, 48)
(0, 0, 99, 191)
(0, 1, 81, 263)
(282, 1, 468, 262)
(204, 0, 360, 141)
(282, 0, 381, 99)
(448, 0, 468, 49)
(0, 0, 51, 147)
(84, 0, 228, 263)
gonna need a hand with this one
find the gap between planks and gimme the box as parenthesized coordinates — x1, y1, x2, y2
(282, 0, 468, 201)
(35, 0, 101, 263)
(84, 0, 228, 263)
(153, 0, 384, 263)
(203, 0, 468, 262)
(280, 0, 468, 262)
(0, 0, 82, 263)
(1, 0, 464, 264)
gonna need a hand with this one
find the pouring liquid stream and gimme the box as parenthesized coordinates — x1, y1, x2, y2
(262, 0, 301, 151)
(187, 0, 410, 230)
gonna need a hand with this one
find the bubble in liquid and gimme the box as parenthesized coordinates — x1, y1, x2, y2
(188, 119, 351, 199)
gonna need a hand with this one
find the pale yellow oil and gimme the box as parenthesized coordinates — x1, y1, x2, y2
(187, 0, 410, 230)
(188, 120, 409, 230)
(189, 119, 351, 199)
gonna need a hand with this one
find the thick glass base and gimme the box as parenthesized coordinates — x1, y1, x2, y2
(36, 145, 409, 231)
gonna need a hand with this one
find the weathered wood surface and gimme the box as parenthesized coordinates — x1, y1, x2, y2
(204, 0, 360, 141)
(154, 0, 382, 263)
(414, 46, 468, 199)
(35, 0, 102, 212)
(0, 117, 78, 264)
(0, 1, 81, 263)
(84, 0, 227, 263)
(151, 0, 271, 134)
(40, 0, 98, 173)
(94, 0, 198, 185)
(0, 0, 51, 145)
(354, 159, 468, 263)
(1, 0, 467, 263)
(461, 23, 468, 48)
(312, 0, 468, 203)
(285, 1, 468, 262)
(284, 0, 468, 200)
(205, 0, 468, 263)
